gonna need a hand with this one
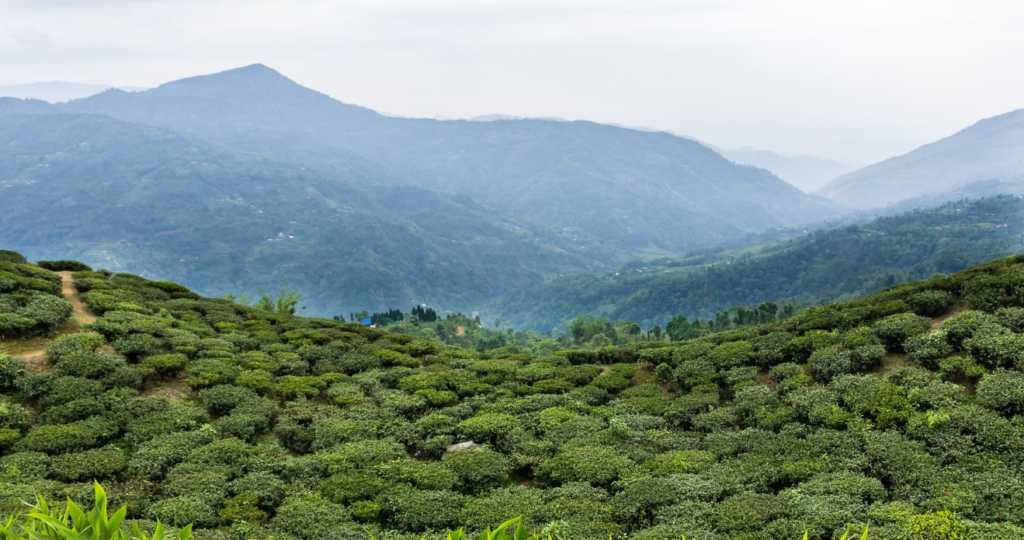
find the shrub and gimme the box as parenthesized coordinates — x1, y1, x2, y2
(37, 260, 92, 272)
(129, 429, 216, 479)
(271, 493, 350, 539)
(905, 330, 955, 366)
(142, 353, 189, 376)
(809, 344, 885, 382)
(219, 493, 267, 525)
(377, 458, 459, 491)
(940, 310, 1005, 349)
(15, 418, 115, 454)
(0, 251, 27, 264)
(443, 447, 511, 492)
(908, 290, 955, 317)
(320, 439, 407, 472)
(0, 399, 29, 430)
(0, 354, 24, 391)
(147, 496, 217, 528)
(872, 312, 931, 352)
(643, 449, 716, 475)
(712, 492, 789, 533)
(229, 471, 285, 508)
(977, 370, 1024, 415)
(0, 451, 50, 479)
(902, 510, 970, 539)
(708, 340, 753, 368)
(349, 500, 380, 523)
(2, 293, 73, 337)
(459, 486, 545, 531)
(457, 413, 518, 446)
(964, 331, 1024, 369)
(113, 333, 166, 359)
(198, 385, 259, 416)
(537, 446, 633, 486)
(382, 488, 464, 532)
(321, 470, 393, 504)
(186, 359, 240, 389)
(47, 332, 106, 361)
(50, 445, 127, 481)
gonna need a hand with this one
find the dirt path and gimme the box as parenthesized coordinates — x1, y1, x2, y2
(2, 272, 96, 370)
(931, 304, 965, 329)
(58, 271, 96, 325)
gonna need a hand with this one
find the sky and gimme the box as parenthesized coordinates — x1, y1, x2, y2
(1, 0, 1023, 165)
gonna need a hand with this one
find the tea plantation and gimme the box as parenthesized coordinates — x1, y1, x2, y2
(2, 248, 1024, 538)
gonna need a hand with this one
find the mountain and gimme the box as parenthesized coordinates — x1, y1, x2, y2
(721, 146, 852, 192)
(496, 196, 1024, 330)
(62, 64, 840, 256)
(0, 81, 143, 103)
(4, 250, 1024, 537)
(820, 109, 1024, 209)
(0, 112, 594, 315)
(0, 64, 844, 314)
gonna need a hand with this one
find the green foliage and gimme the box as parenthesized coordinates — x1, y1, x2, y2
(0, 263, 72, 338)
(0, 253, 1022, 538)
(37, 260, 92, 272)
(0, 482, 192, 539)
(977, 370, 1024, 415)
(50, 446, 127, 481)
(873, 312, 931, 352)
(500, 197, 1024, 330)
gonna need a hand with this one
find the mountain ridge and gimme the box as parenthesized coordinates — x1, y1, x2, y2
(820, 108, 1024, 208)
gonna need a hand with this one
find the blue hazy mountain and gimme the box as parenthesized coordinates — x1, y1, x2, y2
(821, 109, 1024, 209)
(721, 146, 852, 192)
(0, 64, 841, 314)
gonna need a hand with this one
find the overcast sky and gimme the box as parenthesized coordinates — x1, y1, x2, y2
(2, 0, 1022, 165)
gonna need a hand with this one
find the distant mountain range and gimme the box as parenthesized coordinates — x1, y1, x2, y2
(0, 81, 145, 103)
(0, 64, 836, 315)
(720, 146, 852, 192)
(821, 109, 1024, 208)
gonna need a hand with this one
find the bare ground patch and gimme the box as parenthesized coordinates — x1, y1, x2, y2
(931, 304, 966, 329)
(0, 272, 98, 371)
(142, 378, 190, 401)
(874, 353, 909, 375)
(58, 271, 97, 325)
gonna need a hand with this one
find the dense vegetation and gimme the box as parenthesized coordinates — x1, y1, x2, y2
(2, 249, 1024, 537)
(498, 196, 1024, 330)
(0, 252, 72, 340)
(0, 111, 597, 316)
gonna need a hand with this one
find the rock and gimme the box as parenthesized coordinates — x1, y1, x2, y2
(446, 441, 480, 453)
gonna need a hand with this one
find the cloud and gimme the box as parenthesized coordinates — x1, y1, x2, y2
(1, 0, 1022, 164)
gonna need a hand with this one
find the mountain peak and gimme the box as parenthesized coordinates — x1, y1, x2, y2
(221, 63, 285, 78)
(150, 63, 302, 98)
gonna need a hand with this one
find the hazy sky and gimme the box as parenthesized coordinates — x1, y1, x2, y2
(2, 0, 1023, 165)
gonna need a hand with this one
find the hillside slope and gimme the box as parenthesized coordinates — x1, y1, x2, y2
(497, 197, 1024, 330)
(0, 113, 595, 314)
(64, 64, 838, 255)
(2, 250, 1024, 537)
(821, 109, 1024, 209)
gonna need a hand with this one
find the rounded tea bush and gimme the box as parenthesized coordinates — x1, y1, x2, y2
(977, 370, 1024, 415)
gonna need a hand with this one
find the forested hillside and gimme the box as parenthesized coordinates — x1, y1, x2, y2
(497, 197, 1024, 330)
(0, 64, 838, 316)
(3, 249, 1024, 538)
(0, 112, 598, 315)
